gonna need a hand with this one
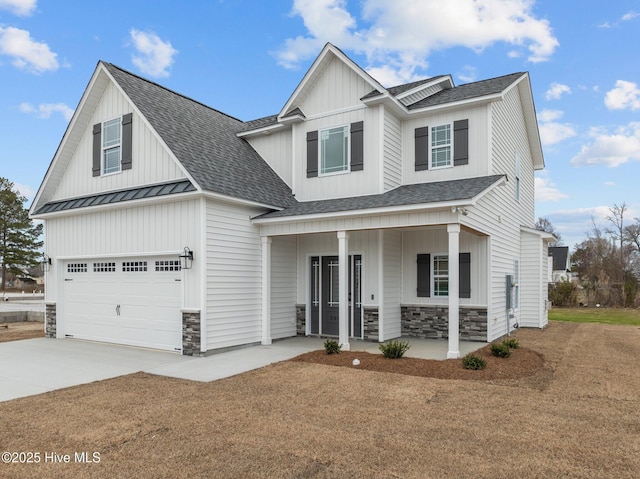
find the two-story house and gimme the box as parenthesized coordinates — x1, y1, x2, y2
(30, 43, 553, 358)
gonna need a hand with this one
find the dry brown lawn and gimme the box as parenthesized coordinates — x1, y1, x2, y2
(0, 321, 43, 343)
(1, 321, 639, 478)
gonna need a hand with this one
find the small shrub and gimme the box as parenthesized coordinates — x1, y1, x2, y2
(502, 337, 519, 349)
(462, 354, 487, 370)
(324, 339, 341, 355)
(379, 340, 411, 358)
(490, 342, 511, 358)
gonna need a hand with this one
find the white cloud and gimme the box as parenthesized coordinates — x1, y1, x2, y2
(605, 80, 640, 110)
(457, 65, 477, 83)
(0, 0, 36, 16)
(129, 29, 178, 78)
(545, 82, 571, 100)
(545, 206, 613, 246)
(0, 26, 58, 73)
(571, 122, 640, 167)
(535, 175, 568, 202)
(622, 11, 640, 22)
(275, 0, 559, 84)
(604, 181, 616, 187)
(19, 102, 74, 121)
(12, 182, 35, 199)
(537, 109, 576, 146)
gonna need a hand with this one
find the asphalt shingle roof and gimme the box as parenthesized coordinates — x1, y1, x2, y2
(103, 63, 295, 208)
(406, 72, 525, 110)
(255, 175, 504, 220)
(549, 246, 570, 271)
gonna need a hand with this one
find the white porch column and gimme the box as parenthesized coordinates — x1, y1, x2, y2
(261, 236, 272, 345)
(338, 230, 350, 350)
(447, 224, 461, 359)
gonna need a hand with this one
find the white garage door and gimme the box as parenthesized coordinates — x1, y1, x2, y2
(62, 257, 183, 352)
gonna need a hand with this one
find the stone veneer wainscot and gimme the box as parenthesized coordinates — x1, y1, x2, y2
(401, 305, 487, 342)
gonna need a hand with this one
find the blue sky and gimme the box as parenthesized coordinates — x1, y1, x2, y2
(1, 0, 639, 249)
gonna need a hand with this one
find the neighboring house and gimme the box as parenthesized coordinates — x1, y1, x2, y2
(30, 43, 554, 358)
(548, 246, 572, 283)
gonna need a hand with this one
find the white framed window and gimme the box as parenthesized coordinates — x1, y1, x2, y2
(431, 123, 452, 169)
(67, 263, 87, 273)
(93, 262, 116, 272)
(432, 254, 449, 297)
(155, 260, 182, 272)
(102, 117, 122, 175)
(320, 125, 349, 175)
(122, 261, 147, 272)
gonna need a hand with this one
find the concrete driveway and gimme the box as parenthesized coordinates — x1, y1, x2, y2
(0, 337, 321, 403)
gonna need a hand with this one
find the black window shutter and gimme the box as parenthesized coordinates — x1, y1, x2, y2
(92, 123, 101, 177)
(121, 113, 133, 170)
(306, 130, 318, 178)
(453, 119, 469, 166)
(459, 252, 471, 298)
(350, 121, 364, 171)
(417, 254, 431, 297)
(415, 126, 429, 171)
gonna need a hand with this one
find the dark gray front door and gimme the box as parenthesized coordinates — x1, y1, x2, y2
(321, 256, 340, 335)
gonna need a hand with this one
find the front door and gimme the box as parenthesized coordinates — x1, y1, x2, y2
(313, 255, 363, 337)
(321, 256, 340, 335)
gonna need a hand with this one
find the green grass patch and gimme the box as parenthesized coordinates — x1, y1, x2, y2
(549, 307, 640, 326)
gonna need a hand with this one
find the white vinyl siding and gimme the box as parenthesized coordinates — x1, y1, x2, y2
(51, 81, 186, 201)
(383, 108, 402, 191)
(206, 200, 265, 350)
(402, 105, 489, 183)
(380, 230, 402, 341)
(44, 198, 201, 309)
(271, 236, 297, 339)
(519, 229, 549, 328)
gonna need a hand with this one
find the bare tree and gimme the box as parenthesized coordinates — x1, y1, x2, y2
(605, 203, 628, 306)
(535, 217, 561, 246)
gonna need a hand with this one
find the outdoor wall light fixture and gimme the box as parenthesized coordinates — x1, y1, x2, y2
(180, 246, 194, 270)
(42, 254, 52, 272)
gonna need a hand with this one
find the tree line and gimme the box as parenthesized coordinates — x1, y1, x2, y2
(539, 203, 640, 308)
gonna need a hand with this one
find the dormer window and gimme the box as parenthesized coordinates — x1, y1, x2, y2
(102, 117, 122, 175)
(320, 125, 349, 175)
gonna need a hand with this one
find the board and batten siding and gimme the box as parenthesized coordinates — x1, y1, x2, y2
(246, 129, 293, 187)
(44, 198, 202, 308)
(52, 81, 186, 201)
(270, 236, 297, 339)
(205, 200, 266, 350)
(401, 104, 490, 184)
(401, 229, 488, 306)
(519, 230, 549, 328)
(380, 230, 402, 341)
(383, 108, 402, 191)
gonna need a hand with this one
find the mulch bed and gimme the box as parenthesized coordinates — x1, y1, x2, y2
(290, 342, 545, 380)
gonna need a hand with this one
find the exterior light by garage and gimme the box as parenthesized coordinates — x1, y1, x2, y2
(42, 253, 52, 272)
(179, 247, 194, 270)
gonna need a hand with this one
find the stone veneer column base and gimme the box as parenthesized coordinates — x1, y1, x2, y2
(401, 305, 487, 342)
(363, 307, 379, 341)
(45, 302, 57, 338)
(182, 310, 202, 356)
(296, 304, 306, 335)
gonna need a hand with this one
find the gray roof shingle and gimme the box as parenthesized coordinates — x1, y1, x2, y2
(103, 63, 295, 208)
(255, 175, 504, 220)
(406, 72, 525, 109)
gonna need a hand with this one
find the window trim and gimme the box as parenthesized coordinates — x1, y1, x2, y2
(102, 116, 122, 176)
(318, 124, 351, 176)
(432, 253, 450, 297)
(429, 123, 453, 170)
